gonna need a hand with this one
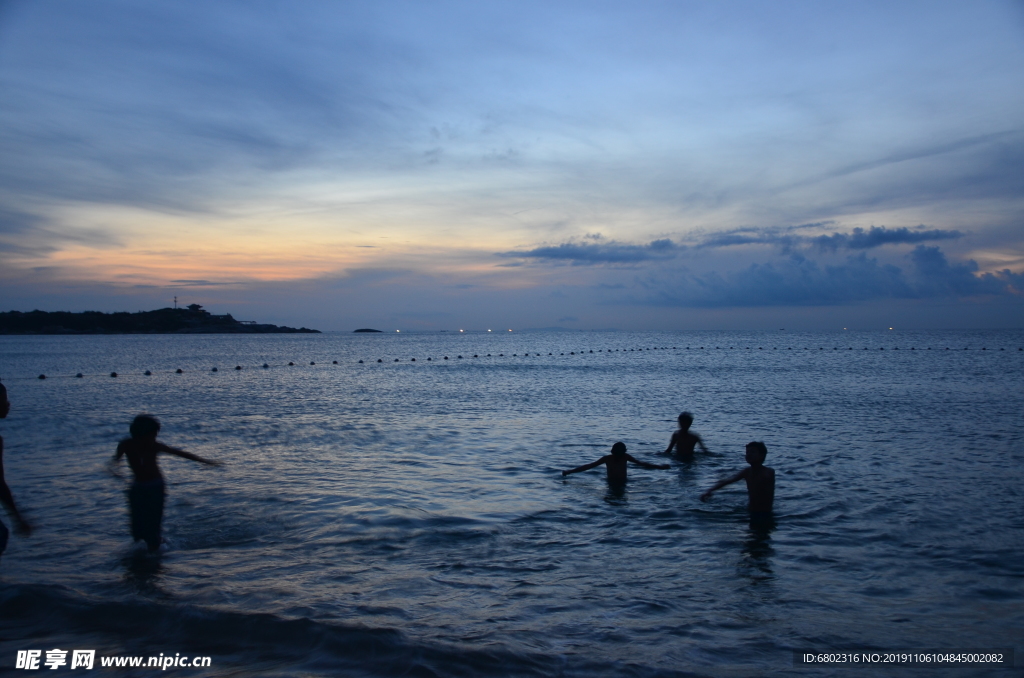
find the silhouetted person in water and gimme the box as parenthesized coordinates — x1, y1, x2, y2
(700, 442, 775, 515)
(111, 415, 219, 552)
(0, 382, 32, 559)
(662, 412, 708, 460)
(563, 442, 669, 484)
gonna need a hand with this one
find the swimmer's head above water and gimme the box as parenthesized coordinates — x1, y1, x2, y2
(610, 441, 627, 457)
(677, 412, 693, 429)
(745, 441, 767, 465)
(129, 414, 161, 439)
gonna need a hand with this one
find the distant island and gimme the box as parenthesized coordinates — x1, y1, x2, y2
(0, 305, 319, 334)
(353, 328, 382, 333)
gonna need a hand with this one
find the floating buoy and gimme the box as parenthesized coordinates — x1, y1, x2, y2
(411, 358, 416, 361)
(589, 350, 593, 353)
(235, 365, 242, 370)
(262, 364, 269, 368)
(111, 372, 118, 377)
(513, 353, 517, 356)
(427, 357, 432, 361)
(310, 361, 315, 365)
(333, 360, 338, 364)
(487, 354, 491, 357)
(395, 358, 399, 362)
(176, 368, 183, 373)
(38, 374, 45, 380)
(473, 355, 478, 358)
(211, 367, 218, 372)
(458, 355, 463, 359)
(358, 360, 364, 363)
(499, 354, 503, 357)
(144, 370, 152, 375)
(288, 362, 294, 366)
(570, 352, 575, 355)
(377, 359, 382, 363)
(444, 356, 448, 360)
(76, 373, 83, 378)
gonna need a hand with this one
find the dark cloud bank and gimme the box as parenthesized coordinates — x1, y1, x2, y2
(500, 227, 1023, 308)
(643, 247, 1023, 308)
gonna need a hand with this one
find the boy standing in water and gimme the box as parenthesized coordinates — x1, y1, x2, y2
(111, 415, 219, 552)
(563, 442, 669, 483)
(662, 412, 709, 460)
(0, 382, 32, 558)
(700, 442, 775, 514)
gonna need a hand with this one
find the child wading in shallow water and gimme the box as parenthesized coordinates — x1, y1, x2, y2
(700, 441, 775, 516)
(0, 382, 32, 559)
(111, 415, 220, 552)
(662, 412, 709, 460)
(562, 442, 669, 483)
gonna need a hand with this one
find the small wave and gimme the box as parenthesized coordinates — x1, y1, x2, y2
(0, 583, 703, 677)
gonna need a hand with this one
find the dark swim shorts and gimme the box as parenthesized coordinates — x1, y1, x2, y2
(128, 480, 165, 551)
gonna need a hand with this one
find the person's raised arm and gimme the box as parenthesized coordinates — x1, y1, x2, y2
(157, 443, 221, 466)
(700, 468, 747, 502)
(626, 454, 670, 470)
(562, 457, 607, 476)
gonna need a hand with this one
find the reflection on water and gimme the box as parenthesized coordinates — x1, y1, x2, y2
(740, 515, 776, 582)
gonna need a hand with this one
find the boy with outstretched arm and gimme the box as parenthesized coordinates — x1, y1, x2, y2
(111, 414, 220, 552)
(700, 441, 775, 515)
(0, 382, 32, 558)
(563, 442, 670, 484)
(662, 411, 709, 460)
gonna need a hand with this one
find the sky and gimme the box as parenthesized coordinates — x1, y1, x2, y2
(1, 0, 1023, 331)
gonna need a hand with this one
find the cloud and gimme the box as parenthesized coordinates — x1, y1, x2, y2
(694, 225, 963, 252)
(498, 238, 681, 264)
(168, 279, 244, 287)
(638, 246, 1023, 308)
(813, 226, 964, 251)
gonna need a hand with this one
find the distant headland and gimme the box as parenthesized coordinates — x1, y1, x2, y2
(0, 305, 319, 334)
(353, 328, 383, 333)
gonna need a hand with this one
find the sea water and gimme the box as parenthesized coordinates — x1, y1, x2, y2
(0, 330, 1021, 677)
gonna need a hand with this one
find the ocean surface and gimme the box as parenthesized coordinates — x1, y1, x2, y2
(0, 330, 1021, 677)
